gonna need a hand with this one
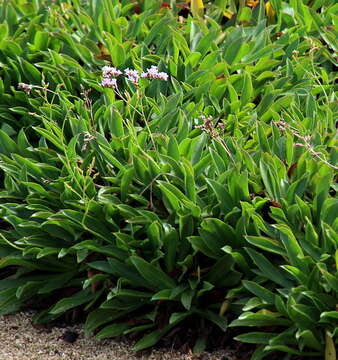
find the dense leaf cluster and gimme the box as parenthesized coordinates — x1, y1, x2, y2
(0, 0, 337, 358)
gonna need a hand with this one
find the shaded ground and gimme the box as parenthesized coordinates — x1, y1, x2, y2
(0, 312, 235, 360)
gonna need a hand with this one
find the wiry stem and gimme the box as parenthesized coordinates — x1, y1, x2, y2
(276, 120, 338, 171)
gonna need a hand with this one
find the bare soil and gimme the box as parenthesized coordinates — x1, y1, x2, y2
(0, 311, 233, 360)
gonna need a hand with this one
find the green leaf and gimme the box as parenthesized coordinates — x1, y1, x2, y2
(195, 218, 237, 258)
(167, 136, 180, 161)
(224, 39, 246, 66)
(59, 209, 115, 243)
(38, 272, 76, 294)
(86, 308, 136, 335)
(162, 224, 178, 273)
(130, 256, 176, 290)
(297, 329, 322, 351)
(107, 106, 124, 137)
(320, 311, 338, 322)
(196, 310, 227, 332)
(88, 260, 118, 275)
(242, 280, 275, 304)
(206, 179, 234, 214)
(275, 224, 305, 270)
(181, 289, 195, 310)
(250, 346, 272, 360)
(259, 156, 280, 201)
(34, 31, 49, 51)
(0, 23, 9, 42)
(157, 182, 180, 213)
(235, 332, 277, 344)
(289, 303, 318, 328)
(245, 248, 293, 288)
(0, 257, 57, 272)
(120, 167, 135, 202)
(264, 345, 318, 356)
(230, 312, 292, 327)
(193, 335, 207, 354)
(242, 44, 284, 64)
(107, 258, 152, 289)
(245, 235, 286, 256)
(241, 71, 253, 106)
(183, 158, 196, 202)
(72, 240, 127, 261)
(33, 127, 65, 151)
(16, 281, 43, 299)
(133, 324, 175, 351)
(0, 129, 18, 156)
(206, 255, 235, 286)
(49, 289, 96, 314)
(19, 58, 41, 83)
(96, 322, 130, 339)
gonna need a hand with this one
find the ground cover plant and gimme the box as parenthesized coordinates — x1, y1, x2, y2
(0, 0, 337, 359)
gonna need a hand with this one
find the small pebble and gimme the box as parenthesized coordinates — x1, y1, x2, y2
(61, 330, 79, 343)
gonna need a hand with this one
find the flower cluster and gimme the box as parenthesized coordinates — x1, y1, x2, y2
(124, 68, 140, 86)
(102, 66, 122, 78)
(18, 82, 34, 94)
(100, 66, 120, 89)
(100, 65, 168, 89)
(195, 115, 225, 138)
(100, 77, 118, 89)
(141, 65, 169, 81)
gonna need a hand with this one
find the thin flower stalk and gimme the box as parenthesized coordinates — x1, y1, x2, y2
(276, 120, 338, 171)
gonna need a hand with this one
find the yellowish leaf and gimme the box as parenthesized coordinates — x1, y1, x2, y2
(259, 309, 282, 317)
(61, 2, 72, 11)
(223, 10, 234, 19)
(265, 1, 275, 18)
(191, 0, 204, 17)
(325, 331, 336, 360)
(247, 0, 259, 8)
(219, 300, 231, 316)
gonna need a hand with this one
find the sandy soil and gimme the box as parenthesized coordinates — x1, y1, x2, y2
(0, 312, 230, 360)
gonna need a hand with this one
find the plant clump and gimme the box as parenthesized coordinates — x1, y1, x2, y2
(0, 0, 337, 359)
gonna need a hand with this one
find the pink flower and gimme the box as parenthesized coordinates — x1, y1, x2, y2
(157, 71, 168, 81)
(100, 65, 168, 89)
(124, 68, 140, 85)
(124, 68, 139, 78)
(142, 66, 169, 81)
(101, 77, 118, 89)
(147, 65, 159, 79)
(102, 66, 122, 78)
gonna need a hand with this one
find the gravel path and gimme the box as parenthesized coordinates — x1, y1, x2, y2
(0, 312, 229, 360)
